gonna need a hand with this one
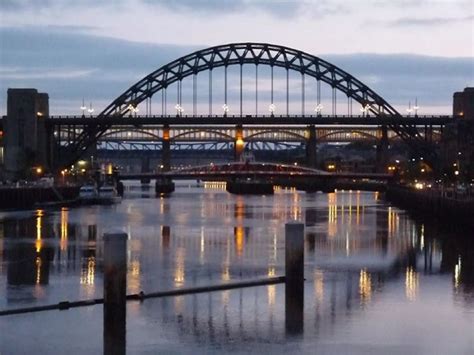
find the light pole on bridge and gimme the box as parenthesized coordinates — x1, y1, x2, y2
(80, 98, 87, 118)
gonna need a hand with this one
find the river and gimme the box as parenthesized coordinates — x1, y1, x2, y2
(0, 183, 472, 354)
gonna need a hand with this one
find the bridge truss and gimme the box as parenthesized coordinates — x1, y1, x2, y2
(53, 43, 444, 168)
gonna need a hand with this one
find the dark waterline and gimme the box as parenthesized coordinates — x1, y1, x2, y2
(0, 186, 472, 354)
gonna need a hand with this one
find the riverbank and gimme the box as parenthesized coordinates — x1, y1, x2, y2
(0, 185, 80, 210)
(386, 185, 474, 230)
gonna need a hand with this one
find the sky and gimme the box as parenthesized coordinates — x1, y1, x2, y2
(0, 0, 473, 115)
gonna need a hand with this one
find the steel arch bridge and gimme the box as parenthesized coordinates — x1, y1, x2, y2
(62, 42, 431, 168)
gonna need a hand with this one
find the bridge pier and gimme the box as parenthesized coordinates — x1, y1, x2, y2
(234, 125, 244, 162)
(376, 125, 389, 173)
(162, 125, 171, 171)
(305, 125, 317, 169)
(141, 156, 151, 174)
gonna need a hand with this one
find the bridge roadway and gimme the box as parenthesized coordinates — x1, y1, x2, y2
(120, 171, 393, 181)
(44, 114, 453, 126)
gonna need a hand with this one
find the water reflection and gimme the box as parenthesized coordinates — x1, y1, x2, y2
(0, 190, 473, 353)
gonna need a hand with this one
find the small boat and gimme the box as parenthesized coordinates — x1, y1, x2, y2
(98, 184, 121, 204)
(78, 184, 121, 205)
(79, 185, 98, 201)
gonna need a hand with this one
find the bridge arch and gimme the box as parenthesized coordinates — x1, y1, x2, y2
(100, 128, 161, 141)
(318, 129, 379, 142)
(64, 42, 425, 167)
(172, 129, 233, 141)
(246, 129, 306, 141)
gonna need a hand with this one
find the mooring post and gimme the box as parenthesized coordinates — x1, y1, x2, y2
(103, 232, 127, 355)
(285, 222, 304, 335)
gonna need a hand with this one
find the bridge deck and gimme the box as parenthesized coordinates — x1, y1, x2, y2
(41, 114, 453, 126)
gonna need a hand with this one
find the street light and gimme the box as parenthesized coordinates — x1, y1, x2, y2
(268, 104, 276, 116)
(406, 101, 413, 117)
(314, 104, 323, 116)
(360, 104, 371, 117)
(128, 104, 139, 117)
(175, 104, 184, 116)
(413, 97, 420, 117)
(87, 102, 94, 117)
(80, 98, 87, 117)
(222, 104, 229, 117)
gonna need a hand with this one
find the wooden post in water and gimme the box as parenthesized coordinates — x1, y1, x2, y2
(103, 232, 127, 355)
(285, 222, 304, 335)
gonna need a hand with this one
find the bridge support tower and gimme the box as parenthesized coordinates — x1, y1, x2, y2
(161, 124, 171, 172)
(376, 125, 389, 173)
(305, 125, 317, 169)
(234, 125, 244, 162)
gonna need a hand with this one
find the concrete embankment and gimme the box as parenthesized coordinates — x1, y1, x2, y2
(0, 185, 80, 210)
(386, 185, 474, 230)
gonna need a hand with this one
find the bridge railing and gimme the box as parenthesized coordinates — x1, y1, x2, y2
(47, 114, 454, 120)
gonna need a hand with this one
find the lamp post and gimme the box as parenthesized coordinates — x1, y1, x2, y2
(406, 101, 413, 117)
(314, 104, 323, 117)
(222, 104, 229, 117)
(80, 98, 87, 117)
(360, 104, 371, 117)
(128, 104, 139, 117)
(174, 104, 184, 117)
(88, 102, 94, 117)
(269, 104, 276, 117)
(413, 97, 420, 117)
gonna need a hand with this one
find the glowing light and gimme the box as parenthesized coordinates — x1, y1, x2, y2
(174, 104, 184, 114)
(60, 208, 68, 251)
(35, 167, 43, 174)
(236, 138, 244, 146)
(87, 102, 94, 115)
(314, 270, 324, 303)
(268, 103, 276, 113)
(360, 104, 371, 114)
(222, 264, 230, 281)
(80, 256, 96, 285)
(454, 256, 461, 290)
(36, 256, 42, 284)
(314, 103, 324, 114)
(235, 226, 244, 256)
(35, 210, 43, 253)
(405, 267, 419, 301)
(359, 269, 372, 305)
(174, 247, 186, 286)
(222, 104, 229, 113)
(268, 284, 276, 307)
(127, 103, 139, 115)
(415, 182, 424, 190)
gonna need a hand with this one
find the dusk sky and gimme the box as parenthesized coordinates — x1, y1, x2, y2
(0, 0, 473, 115)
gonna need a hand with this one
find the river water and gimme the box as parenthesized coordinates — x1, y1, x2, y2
(0, 183, 473, 354)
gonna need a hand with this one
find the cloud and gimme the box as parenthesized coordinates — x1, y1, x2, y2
(0, 0, 116, 11)
(389, 15, 474, 27)
(0, 0, 344, 18)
